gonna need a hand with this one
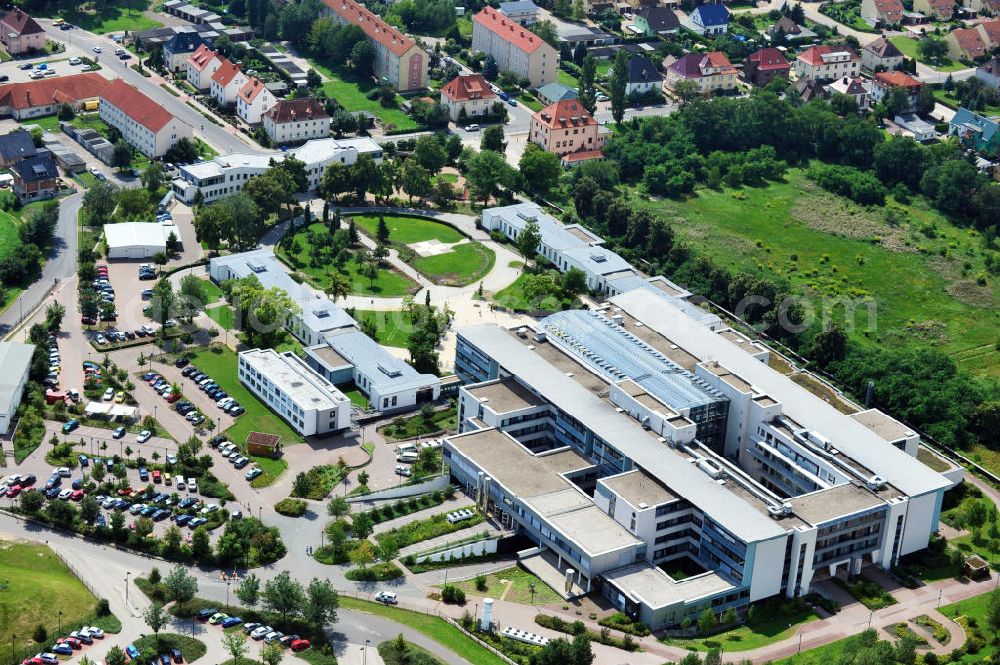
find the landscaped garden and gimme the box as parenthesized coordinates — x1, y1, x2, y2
(375, 506, 483, 549)
(661, 597, 819, 652)
(352, 309, 416, 347)
(493, 271, 579, 313)
(890, 37, 967, 72)
(940, 589, 1000, 663)
(379, 404, 457, 441)
(310, 61, 419, 132)
(449, 566, 561, 605)
(830, 575, 896, 610)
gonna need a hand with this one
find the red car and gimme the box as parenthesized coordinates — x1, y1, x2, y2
(58, 637, 81, 650)
(70, 490, 84, 501)
(117, 487, 133, 496)
(22, 657, 44, 665)
(6, 485, 20, 498)
(289, 640, 310, 652)
(166, 392, 182, 403)
(81, 317, 96, 325)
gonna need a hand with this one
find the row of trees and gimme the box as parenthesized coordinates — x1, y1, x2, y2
(0, 199, 57, 296)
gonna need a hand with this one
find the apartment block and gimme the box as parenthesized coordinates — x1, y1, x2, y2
(263, 98, 331, 144)
(99, 79, 191, 157)
(794, 45, 860, 81)
(472, 6, 558, 88)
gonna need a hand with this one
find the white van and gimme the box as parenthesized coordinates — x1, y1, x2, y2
(395, 443, 417, 455)
(175, 476, 186, 490)
(396, 452, 419, 464)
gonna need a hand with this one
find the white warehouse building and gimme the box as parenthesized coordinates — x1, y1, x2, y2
(104, 221, 181, 259)
(0, 342, 34, 432)
(238, 348, 353, 436)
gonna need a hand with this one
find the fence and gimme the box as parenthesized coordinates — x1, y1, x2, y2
(414, 535, 499, 564)
(347, 473, 450, 504)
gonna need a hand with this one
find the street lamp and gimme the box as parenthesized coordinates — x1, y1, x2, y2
(226, 581, 231, 612)
(12, 633, 16, 665)
(868, 610, 873, 629)
(58, 611, 62, 637)
(125, 571, 131, 605)
(363, 639, 371, 665)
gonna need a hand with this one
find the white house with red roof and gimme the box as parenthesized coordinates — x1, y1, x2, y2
(210, 57, 249, 107)
(530, 99, 605, 163)
(472, 6, 558, 88)
(794, 45, 859, 81)
(263, 98, 331, 144)
(439, 74, 498, 121)
(187, 44, 222, 91)
(320, 0, 428, 92)
(236, 77, 277, 125)
(869, 70, 923, 112)
(0, 9, 45, 55)
(99, 79, 192, 157)
(0, 72, 109, 120)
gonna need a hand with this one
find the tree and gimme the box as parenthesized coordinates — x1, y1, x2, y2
(518, 219, 542, 266)
(401, 159, 432, 204)
(466, 149, 517, 205)
(143, 601, 169, 637)
(20, 488, 44, 513)
(349, 154, 380, 201)
(988, 589, 1000, 638)
(304, 578, 340, 627)
(260, 642, 283, 665)
(149, 278, 175, 328)
(191, 526, 212, 561)
(165, 137, 200, 164)
(349, 539, 375, 570)
(350, 40, 376, 77)
(80, 495, 100, 523)
(530, 19, 559, 47)
(244, 168, 295, 217)
(483, 54, 499, 80)
(111, 139, 133, 172)
(376, 536, 399, 568)
(609, 50, 629, 124)
(413, 135, 448, 175)
(263, 570, 306, 622)
(45, 302, 65, 332)
(325, 272, 352, 302)
(58, 102, 75, 120)
(106, 646, 127, 665)
(915, 85, 935, 116)
(222, 631, 249, 664)
(481, 125, 507, 154)
(82, 181, 118, 225)
(571, 634, 594, 665)
(519, 144, 562, 198)
(578, 55, 597, 114)
(306, 68, 321, 88)
(351, 511, 374, 539)
(163, 564, 198, 609)
(697, 608, 716, 635)
(327, 496, 350, 518)
(142, 162, 166, 192)
(561, 267, 588, 295)
(918, 35, 948, 63)
(235, 572, 261, 609)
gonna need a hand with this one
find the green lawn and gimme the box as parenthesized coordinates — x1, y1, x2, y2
(311, 61, 419, 132)
(380, 638, 445, 665)
(450, 566, 562, 605)
(890, 37, 967, 72)
(772, 632, 862, 665)
(351, 214, 465, 245)
(493, 272, 576, 313)
(663, 603, 819, 652)
(75, 171, 99, 189)
(133, 634, 207, 663)
(643, 169, 1000, 378)
(205, 304, 235, 330)
(279, 222, 417, 297)
(380, 405, 457, 441)
(0, 542, 118, 657)
(354, 309, 416, 347)
(340, 597, 510, 665)
(201, 278, 225, 304)
(934, 88, 1000, 115)
(557, 69, 580, 89)
(249, 455, 288, 488)
(344, 387, 369, 409)
(0, 209, 18, 262)
(518, 92, 544, 112)
(189, 346, 304, 444)
(43, 0, 163, 34)
(411, 241, 495, 287)
(940, 591, 1000, 663)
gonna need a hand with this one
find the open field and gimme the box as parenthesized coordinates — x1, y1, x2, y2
(353, 309, 415, 347)
(411, 242, 495, 287)
(890, 37, 967, 72)
(205, 304, 235, 330)
(43, 0, 162, 33)
(663, 602, 819, 652)
(189, 346, 304, 444)
(449, 566, 562, 605)
(641, 169, 1000, 377)
(311, 61, 418, 131)
(351, 214, 464, 245)
(493, 273, 576, 313)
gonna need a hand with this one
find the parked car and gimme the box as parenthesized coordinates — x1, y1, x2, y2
(245, 467, 263, 481)
(62, 419, 79, 434)
(113, 426, 126, 439)
(375, 591, 398, 604)
(250, 626, 272, 640)
(137, 430, 152, 443)
(196, 608, 218, 621)
(289, 639, 311, 652)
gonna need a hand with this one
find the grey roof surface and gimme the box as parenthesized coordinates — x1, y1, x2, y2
(498, 0, 539, 13)
(561, 245, 633, 276)
(536, 82, 578, 101)
(483, 202, 603, 252)
(604, 562, 735, 609)
(0, 130, 36, 163)
(467, 377, 546, 413)
(458, 324, 788, 542)
(600, 469, 679, 509)
(627, 56, 663, 84)
(611, 289, 951, 498)
(0, 342, 34, 415)
(13, 154, 57, 183)
(325, 330, 438, 394)
(300, 299, 357, 334)
(163, 31, 209, 55)
(790, 483, 887, 525)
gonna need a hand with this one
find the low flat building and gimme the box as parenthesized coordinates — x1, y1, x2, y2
(263, 98, 331, 144)
(0, 73, 109, 121)
(440, 74, 498, 122)
(498, 0, 540, 25)
(794, 45, 860, 81)
(0, 9, 45, 55)
(186, 44, 222, 91)
(535, 82, 577, 105)
(894, 112, 938, 141)
(0, 342, 35, 432)
(162, 32, 210, 72)
(171, 136, 381, 204)
(12, 153, 58, 203)
(861, 36, 904, 71)
(99, 79, 191, 158)
(236, 76, 277, 126)
(472, 6, 558, 88)
(238, 348, 352, 436)
(529, 99, 605, 162)
(104, 221, 181, 259)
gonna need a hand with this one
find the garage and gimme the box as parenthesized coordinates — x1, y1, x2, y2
(104, 221, 180, 259)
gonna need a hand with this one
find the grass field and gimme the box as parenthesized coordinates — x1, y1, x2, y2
(412, 242, 495, 287)
(311, 61, 418, 131)
(890, 37, 967, 71)
(933, 88, 1000, 115)
(450, 566, 561, 605)
(0, 209, 18, 261)
(340, 597, 509, 665)
(200, 279, 224, 304)
(205, 304, 235, 330)
(940, 590, 999, 663)
(249, 455, 288, 488)
(0, 542, 115, 656)
(353, 309, 415, 347)
(279, 222, 417, 297)
(643, 169, 1000, 378)
(45, 0, 162, 33)
(493, 273, 576, 313)
(189, 346, 304, 444)
(351, 214, 465, 245)
(662, 603, 819, 652)
(557, 69, 580, 89)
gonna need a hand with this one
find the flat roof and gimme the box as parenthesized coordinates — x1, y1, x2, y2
(849, 408, 916, 443)
(104, 222, 177, 249)
(611, 289, 950, 498)
(308, 344, 352, 369)
(467, 377, 546, 413)
(604, 562, 735, 610)
(790, 483, 887, 525)
(0, 342, 33, 414)
(325, 329, 439, 394)
(547, 504, 642, 555)
(600, 469, 679, 509)
(240, 348, 348, 409)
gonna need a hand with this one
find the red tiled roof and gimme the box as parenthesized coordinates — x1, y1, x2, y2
(265, 97, 330, 124)
(440, 74, 497, 102)
(99, 79, 174, 133)
(533, 99, 597, 129)
(562, 150, 604, 163)
(0, 72, 109, 111)
(188, 44, 218, 72)
(238, 77, 267, 104)
(925, 0, 953, 12)
(211, 57, 242, 86)
(951, 27, 987, 57)
(703, 51, 734, 70)
(0, 9, 44, 36)
(474, 7, 549, 54)
(870, 0, 903, 15)
(977, 19, 1000, 46)
(322, 0, 417, 57)
(747, 47, 790, 71)
(874, 70, 922, 89)
(797, 44, 858, 65)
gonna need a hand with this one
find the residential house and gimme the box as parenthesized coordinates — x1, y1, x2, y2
(744, 47, 790, 86)
(794, 77, 824, 102)
(0, 9, 45, 55)
(0, 130, 36, 167)
(472, 6, 558, 88)
(869, 70, 923, 111)
(687, 3, 730, 35)
(99, 79, 192, 157)
(210, 57, 249, 107)
(262, 98, 331, 144)
(236, 77, 277, 125)
(0, 73, 109, 120)
(535, 82, 578, 104)
(977, 18, 1000, 47)
(977, 54, 1000, 88)
(498, 0, 540, 25)
(966, 0, 1000, 15)
(161, 32, 210, 72)
(767, 15, 817, 40)
(794, 44, 860, 81)
(12, 153, 58, 203)
(625, 56, 663, 97)
(861, 36, 905, 71)
(320, 0, 428, 92)
(950, 107, 1000, 154)
(861, 0, 904, 25)
(946, 27, 988, 61)
(895, 113, 938, 141)
(665, 52, 738, 94)
(530, 99, 605, 163)
(439, 74, 498, 121)
(634, 7, 680, 36)
(914, 0, 954, 19)
(826, 76, 870, 110)
(186, 44, 222, 91)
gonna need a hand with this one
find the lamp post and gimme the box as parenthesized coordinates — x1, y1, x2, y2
(125, 571, 131, 605)
(938, 589, 943, 608)
(58, 611, 62, 637)
(12, 633, 16, 665)
(225, 581, 231, 612)
(798, 630, 803, 653)
(868, 610, 873, 629)
(363, 639, 370, 665)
